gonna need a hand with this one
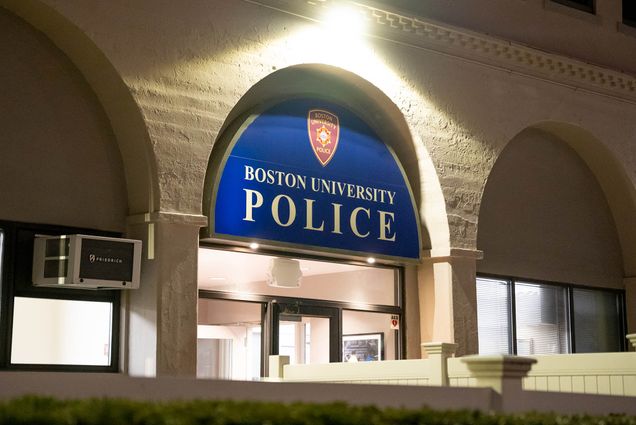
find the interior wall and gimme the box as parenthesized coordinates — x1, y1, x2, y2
(0, 9, 127, 231)
(477, 128, 624, 289)
(307, 317, 329, 364)
(198, 299, 261, 325)
(342, 310, 396, 361)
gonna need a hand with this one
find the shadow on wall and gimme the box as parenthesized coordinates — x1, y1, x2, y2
(477, 122, 636, 287)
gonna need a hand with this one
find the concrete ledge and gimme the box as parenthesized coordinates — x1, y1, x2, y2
(0, 372, 495, 411)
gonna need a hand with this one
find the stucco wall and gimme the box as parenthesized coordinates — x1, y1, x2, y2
(4, 0, 635, 250)
(3, 0, 636, 369)
(477, 128, 624, 289)
(0, 8, 127, 231)
(383, 0, 636, 75)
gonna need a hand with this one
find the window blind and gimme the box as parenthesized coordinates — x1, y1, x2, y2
(476, 278, 511, 354)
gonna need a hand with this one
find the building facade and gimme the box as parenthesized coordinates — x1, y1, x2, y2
(0, 0, 635, 377)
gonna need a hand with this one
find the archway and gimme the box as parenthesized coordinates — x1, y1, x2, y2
(211, 63, 451, 253)
(201, 64, 449, 361)
(476, 123, 636, 354)
(1, 0, 158, 215)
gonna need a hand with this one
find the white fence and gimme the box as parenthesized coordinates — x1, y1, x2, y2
(267, 335, 636, 414)
(0, 337, 634, 416)
(275, 335, 636, 397)
(523, 352, 636, 396)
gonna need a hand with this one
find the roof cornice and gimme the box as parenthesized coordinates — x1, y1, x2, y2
(246, 0, 636, 102)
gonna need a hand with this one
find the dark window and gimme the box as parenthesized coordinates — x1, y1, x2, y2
(477, 276, 626, 355)
(0, 221, 120, 372)
(552, 0, 595, 14)
(573, 288, 623, 352)
(624, 0, 636, 27)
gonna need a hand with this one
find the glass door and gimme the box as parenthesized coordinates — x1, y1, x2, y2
(271, 302, 340, 364)
(197, 298, 263, 380)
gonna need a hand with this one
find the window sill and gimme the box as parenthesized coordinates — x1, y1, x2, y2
(543, 0, 601, 25)
(618, 22, 636, 38)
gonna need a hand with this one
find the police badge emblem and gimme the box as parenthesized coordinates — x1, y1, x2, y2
(308, 109, 339, 166)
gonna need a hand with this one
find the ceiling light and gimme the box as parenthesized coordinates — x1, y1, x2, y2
(249, 242, 259, 250)
(366, 257, 376, 264)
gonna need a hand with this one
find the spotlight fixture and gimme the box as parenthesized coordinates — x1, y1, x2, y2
(323, 5, 367, 37)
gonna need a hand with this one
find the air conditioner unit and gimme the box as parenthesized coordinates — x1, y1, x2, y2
(32, 234, 142, 289)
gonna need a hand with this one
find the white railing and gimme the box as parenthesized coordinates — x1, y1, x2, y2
(0, 337, 634, 416)
(271, 342, 456, 387)
(273, 334, 636, 398)
(277, 358, 433, 386)
(523, 352, 636, 396)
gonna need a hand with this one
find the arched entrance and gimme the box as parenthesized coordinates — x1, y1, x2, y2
(197, 65, 436, 377)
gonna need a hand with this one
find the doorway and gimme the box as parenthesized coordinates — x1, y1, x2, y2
(197, 247, 403, 379)
(272, 303, 340, 364)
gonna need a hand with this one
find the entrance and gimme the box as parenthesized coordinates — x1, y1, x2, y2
(272, 303, 340, 364)
(197, 247, 402, 380)
(199, 97, 422, 380)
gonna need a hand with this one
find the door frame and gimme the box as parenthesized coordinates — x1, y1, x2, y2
(270, 301, 341, 363)
(202, 290, 402, 376)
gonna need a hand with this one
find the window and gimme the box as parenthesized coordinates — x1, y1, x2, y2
(0, 221, 120, 371)
(477, 276, 625, 355)
(573, 288, 623, 352)
(197, 298, 262, 380)
(11, 298, 113, 365)
(476, 278, 512, 355)
(551, 0, 595, 14)
(514, 282, 570, 355)
(624, 0, 636, 27)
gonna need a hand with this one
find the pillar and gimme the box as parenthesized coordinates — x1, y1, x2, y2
(421, 342, 456, 386)
(462, 355, 536, 394)
(124, 212, 207, 377)
(418, 248, 482, 357)
(627, 333, 636, 350)
(267, 355, 290, 381)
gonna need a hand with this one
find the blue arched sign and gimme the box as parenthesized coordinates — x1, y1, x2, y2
(207, 99, 421, 261)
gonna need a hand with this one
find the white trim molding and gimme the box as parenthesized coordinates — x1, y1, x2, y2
(246, 0, 636, 103)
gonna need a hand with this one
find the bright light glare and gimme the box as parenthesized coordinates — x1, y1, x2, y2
(249, 242, 260, 250)
(366, 257, 376, 264)
(323, 6, 367, 38)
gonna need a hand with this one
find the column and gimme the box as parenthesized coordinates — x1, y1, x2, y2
(124, 212, 208, 377)
(462, 355, 536, 394)
(267, 355, 290, 381)
(418, 248, 482, 357)
(421, 342, 456, 386)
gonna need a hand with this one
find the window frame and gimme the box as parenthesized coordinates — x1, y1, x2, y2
(0, 220, 121, 372)
(477, 273, 627, 355)
(623, 0, 636, 28)
(551, 0, 595, 14)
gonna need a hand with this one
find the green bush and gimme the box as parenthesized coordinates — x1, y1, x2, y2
(0, 396, 634, 425)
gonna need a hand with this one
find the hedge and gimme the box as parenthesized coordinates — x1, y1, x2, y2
(0, 396, 635, 425)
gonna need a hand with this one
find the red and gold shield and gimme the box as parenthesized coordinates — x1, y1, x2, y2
(308, 109, 339, 166)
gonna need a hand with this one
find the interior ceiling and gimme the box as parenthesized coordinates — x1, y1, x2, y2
(198, 248, 363, 289)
